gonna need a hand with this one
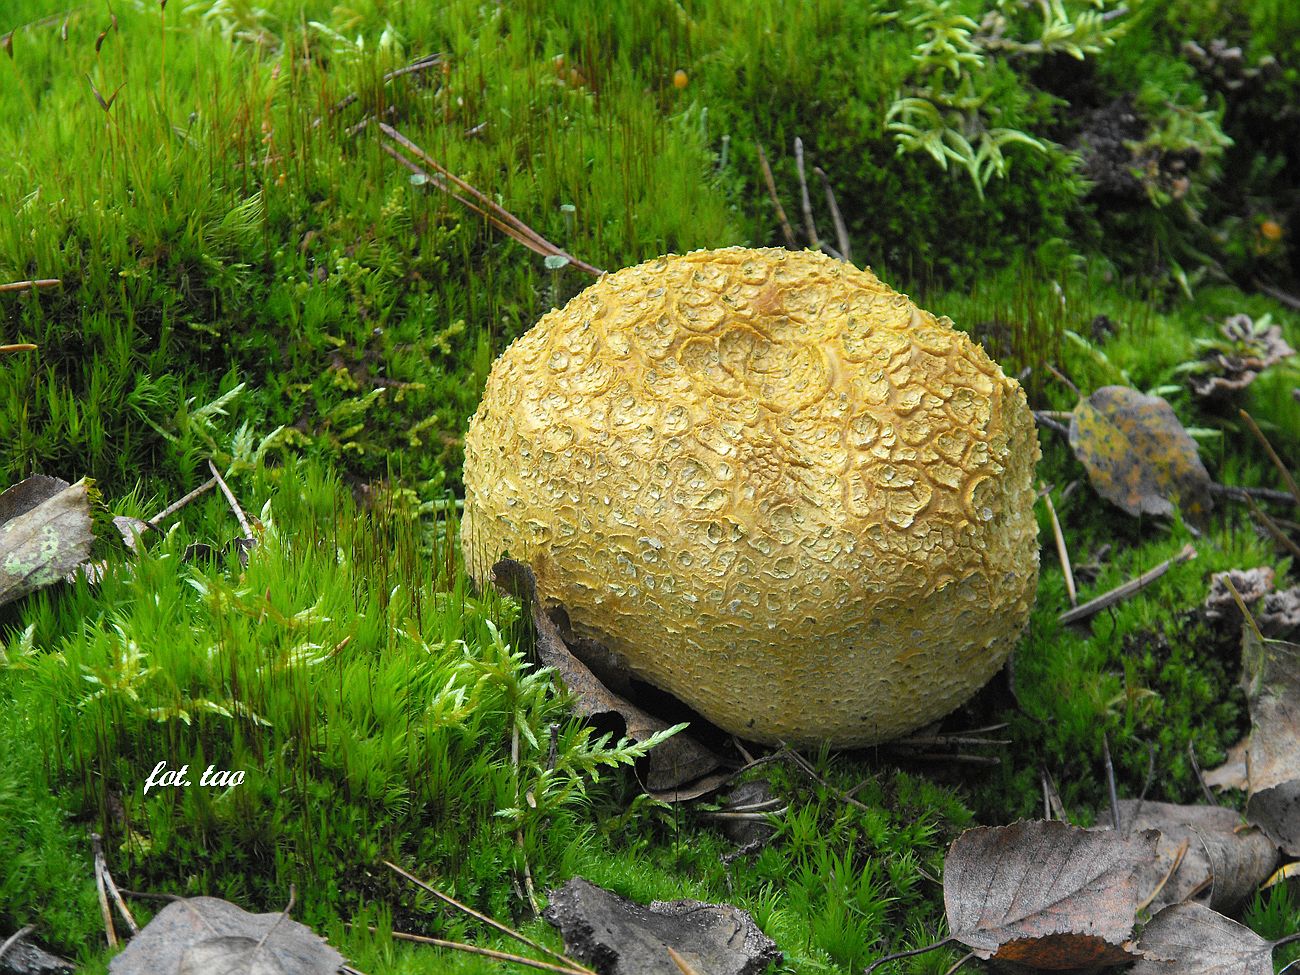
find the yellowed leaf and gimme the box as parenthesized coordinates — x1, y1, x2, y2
(1068, 386, 1213, 520)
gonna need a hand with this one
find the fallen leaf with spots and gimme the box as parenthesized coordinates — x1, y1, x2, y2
(1068, 386, 1213, 521)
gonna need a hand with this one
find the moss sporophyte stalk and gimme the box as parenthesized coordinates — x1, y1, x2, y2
(462, 247, 1040, 746)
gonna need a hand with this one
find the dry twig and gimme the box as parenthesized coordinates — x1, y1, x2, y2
(813, 166, 852, 263)
(379, 929, 590, 975)
(0, 278, 60, 293)
(1239, 409, 1300, 504)
(0, 925, 35, 964)
(1040, 483, 1077, 606)
(91, 833, 117, 948)
(208, 460, 254, 540)
(1058, 544, 1197, 626)
(755, 143, 797, 248)
(384, 861, 595, 974)
(313, 53, 443, 127)
(378, 124, 603, 276)
(792, 137, 825, 255)
(148, 476, 218, 528)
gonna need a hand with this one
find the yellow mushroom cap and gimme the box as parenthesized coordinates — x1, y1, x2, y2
(462, 247, 1040, 746)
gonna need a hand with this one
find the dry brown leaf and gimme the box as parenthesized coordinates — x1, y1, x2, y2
(1068, 386, 1213, 521)
(107, 897, 342, 975)
(492, 558, 723, 794)
(0, 476, 96, 608)
(1203, 737, 1251, 793)
(1118, 800, 1277, 914)
(1240, 625, 1300, 856)
(943, 819, 1157, 968)
(1130, 902, 1274, 974)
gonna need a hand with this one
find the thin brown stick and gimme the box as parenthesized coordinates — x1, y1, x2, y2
(893, 735, 1010, 748)
(1246, 495, 1300, 560)
(813, 166, 852, 263)
(380, 928, 590, 975)
(1239, 408, 1300, 505)
(792, 137, 822, 253)
(943, 951, 976, 975)
(1058, 544, 1197, 626)
(147, 476, 217, 527)
(380, 141, 599, 276)
(383, 861, 595, 975)
(510, 726, 541, 917)
(208, 460, 253, 539)
(382, 142, 588, 278)
(1211, 482, 1300, 506)
(1041, 483, 1077, 606)
(0, 925, 34, 964)
(755, 142, 797, 248)
(1185, 741, 1217, 808)
(0, 278, 60, 293)
(864, 938, 955, 974)
(1046, 363, 1080, 397)
(668, 946, 703, 975)
(1041, 766, 1068, 822)
(91, 833, 118, 948)
(101, 864, 138, 934)
(312, 53, 442, 127)
(1102, 732, 1120, 830)
(1254, 278, 1300, 311)
(0, 343, 38, 354)
(1136, 837, 1190, 914)
(379, 124, 603, 276)
(782, 747, 872, 813)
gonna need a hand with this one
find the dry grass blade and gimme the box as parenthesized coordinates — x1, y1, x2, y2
(1040, 483, 1077, 606)
(1239, 409, 1300, 505)
(382, 930, 590, 975)
(755, 142, 796, 247)
(0, 343, 38, 354)
(383, 861, 596, 975)
(813, 165, 852, 263)
(0, 278, 60, 292)
(1058, 544, 1197, 626)
(378, 124, 603, 276)
(91, 833, 117, 948)
(1135, 837, 1189, 914)
(792, 137, 821, 252)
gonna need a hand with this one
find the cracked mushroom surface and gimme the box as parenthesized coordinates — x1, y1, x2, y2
(462, 247, 1039, 746)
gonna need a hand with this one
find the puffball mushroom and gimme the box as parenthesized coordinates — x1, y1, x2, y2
(462, 247, 1039, 746)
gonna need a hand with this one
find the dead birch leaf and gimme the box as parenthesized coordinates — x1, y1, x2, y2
(1240, 625, 1300, 856)
(943, 820, 1156, 968)
(1130, 902, 1274, 974)
(543, 877, 780, 975)
(492, 558, 723, 794)
(1068, 386, 1213, 521)
(0, 477, 96, 608)
(1203, 736, 1250, 792)
(108, 897, 342, 975)
(1118, 800, 1277, 914)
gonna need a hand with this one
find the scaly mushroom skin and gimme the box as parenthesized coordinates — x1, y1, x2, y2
(462, 247, 1039, 746)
